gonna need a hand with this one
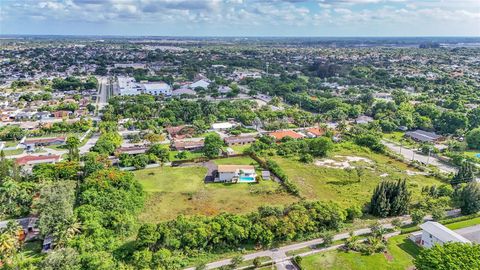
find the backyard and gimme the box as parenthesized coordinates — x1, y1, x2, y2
(271, 142, 446, 207)
(136, 156, 298, 222)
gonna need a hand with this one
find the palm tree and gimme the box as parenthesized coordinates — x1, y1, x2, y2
(54, 217, 81, 248)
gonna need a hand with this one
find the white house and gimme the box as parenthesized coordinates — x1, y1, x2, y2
(142, 82, 172, 96)
(189, 79, 210, 89)
(410, 221, 471, 248)
(212, 122, 236, 130)
(216, 165, 257, 183)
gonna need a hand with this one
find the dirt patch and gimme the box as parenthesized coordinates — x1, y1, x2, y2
(315, 155, 373, 169)
(406, 170, 428, 176)
(383, 251, 394, 262)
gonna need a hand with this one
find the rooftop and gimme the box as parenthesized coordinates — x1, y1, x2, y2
(217, 165, 255, 173)
(420, 221, 471, 244)
(269, 130, 304, 140)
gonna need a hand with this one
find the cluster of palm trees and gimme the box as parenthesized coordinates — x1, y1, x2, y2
(344, 222, 388, 255)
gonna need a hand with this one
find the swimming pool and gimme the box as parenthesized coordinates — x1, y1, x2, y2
(238, 176, 256, 183)
(476, 153, 480, 158)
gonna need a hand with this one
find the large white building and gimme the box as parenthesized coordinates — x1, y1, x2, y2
(410, 221, 471, 248)
(117, 77, 142, 96)
(143, 82, 172, 96)
(117, 77, 171, 96)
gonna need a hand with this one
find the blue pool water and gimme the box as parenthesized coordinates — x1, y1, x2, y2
(476, 153, 480, 158)
(238, 176, 256, 183)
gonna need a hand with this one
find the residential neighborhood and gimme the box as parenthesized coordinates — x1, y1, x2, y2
(0, 5, 479, 269)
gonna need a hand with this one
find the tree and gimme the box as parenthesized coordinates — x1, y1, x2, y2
(435, 111, 468, 135)
(252, 257, 262, 268)
(346, 205, 363, 221)
(452, 161, 476, 185)
(0, 221, 22, 264)
(414, 242, 480, 270)
(455, 182, 480, 215)
(392, 89, 409, 105)
(308, 137, 333, 157)
(320, 231, 334, 246)
(66, 136, 80, 162)
(411, 209, 425, 225)
(147, 144, 170, 165)
(203, 133, 224, 158)
(466, 128, 480, 150)
(369, 180, 411, 217)
(230, 255, 244, 268)
(41, 247, 81, 270)
(92, 132, 122, 155)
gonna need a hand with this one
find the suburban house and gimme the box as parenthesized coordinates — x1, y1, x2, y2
(212, 122, 237, 130)
(355, 115, 374, 124)
(189, 79, 210, 89)
(23, 136, 66, 151)
(165, 125, 196, 139)
(52, 110, 71, 118)
(224, 135, 256, 146)
(215, 165, 257, 183)
(172, 88, 196, 97)
(405, 130, 443, 143)
(304, 127, 326, 138)
(269, 130, 304, 141)
(172, 140, 204, 151)
(143, 82, 172, 96)
(115, 146, 148, 156)
(0, 217, 38, 241)
(15, 155, 61, 167)
(409, 221, 471, 248)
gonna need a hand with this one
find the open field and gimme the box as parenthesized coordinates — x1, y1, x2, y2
(272, 143, 446, 207)
(136, 161, 297, 222)
(301, 217, 480, 270)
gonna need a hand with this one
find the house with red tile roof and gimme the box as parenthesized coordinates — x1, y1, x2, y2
(269, 130, 304, 141)
(15, 155, 61, 166)
(305, 127, 326, 138)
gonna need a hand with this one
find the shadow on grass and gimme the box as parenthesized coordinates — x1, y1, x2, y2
(397, 238, 420, 258)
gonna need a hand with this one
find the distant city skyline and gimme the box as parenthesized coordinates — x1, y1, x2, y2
(1, 0, 479, 37)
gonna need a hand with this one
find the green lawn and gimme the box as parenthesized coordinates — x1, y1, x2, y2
(136, 164, 298, 222)
(228, 143, 252, 154)
(445, 217, 480, 230)
(383, 132, 417, 148)
(271, 143, 446, 207)
(3, 148, 24, 156)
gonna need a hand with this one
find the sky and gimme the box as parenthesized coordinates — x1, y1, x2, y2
(0, 0, 479, 37)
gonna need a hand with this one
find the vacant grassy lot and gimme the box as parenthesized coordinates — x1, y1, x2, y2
(136, 162, 297, 222)
(272, 142, 445, 207)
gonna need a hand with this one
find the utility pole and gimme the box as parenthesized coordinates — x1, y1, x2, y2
(426, 148, 431, 165)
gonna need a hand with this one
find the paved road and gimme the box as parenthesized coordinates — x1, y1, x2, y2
(383, 140, 457, 174)
(79, 135, 99, 154)
(184, 223, 396, 270)
(455, 224, 480, 243)
(96, 77, 109, 113)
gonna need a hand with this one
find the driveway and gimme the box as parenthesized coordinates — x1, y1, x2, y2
(455, 225, 480, 243)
